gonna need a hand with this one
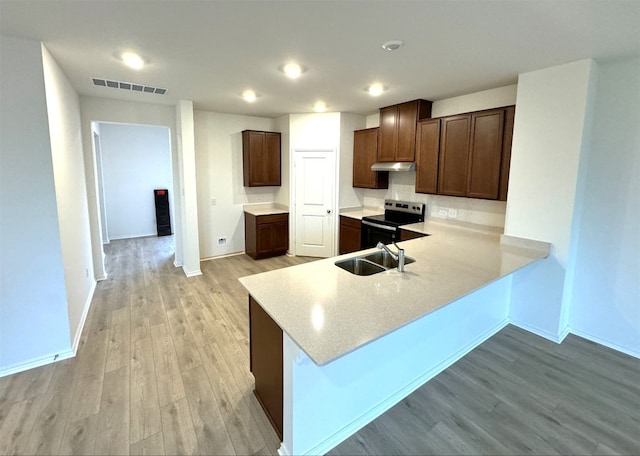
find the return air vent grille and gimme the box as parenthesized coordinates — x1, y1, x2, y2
(91, 78, 167, 95)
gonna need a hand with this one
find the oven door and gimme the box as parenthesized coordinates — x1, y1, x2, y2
(361, 220, 398, 249)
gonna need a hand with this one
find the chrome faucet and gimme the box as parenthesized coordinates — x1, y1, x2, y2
(376, 241, 406, 272)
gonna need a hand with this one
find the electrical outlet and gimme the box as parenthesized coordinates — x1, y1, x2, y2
(448, 208, 458, 219)
(210, 197, 216, 206)
(438, 209, 448, 218)
(217, 236, 227, 246)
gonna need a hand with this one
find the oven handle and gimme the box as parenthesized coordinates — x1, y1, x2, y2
(362, 220, 397, 232)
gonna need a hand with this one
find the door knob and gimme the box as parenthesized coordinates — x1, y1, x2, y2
(326, 209, 332, 214)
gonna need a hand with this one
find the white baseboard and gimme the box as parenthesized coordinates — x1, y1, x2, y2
(509, 319, 564, 343)
(200, 251, 244, 262)
(182, 266, 202, 277)
(304, 317, 510, 456)
(569, 327, 640, 359)
(71, 280, 97, 354)
(0, 349, 75, 378)
(277, 443, 290, 456)
(96, 274, 107, 281)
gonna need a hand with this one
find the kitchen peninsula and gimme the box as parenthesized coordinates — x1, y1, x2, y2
(239, 219, 550, 455)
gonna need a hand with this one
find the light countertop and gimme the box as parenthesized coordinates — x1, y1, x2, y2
(339, 206, 383, 220)
(239, 218, 550, 366)
(243, 203, 289, 216)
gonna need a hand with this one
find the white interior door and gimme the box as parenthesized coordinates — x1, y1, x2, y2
(294, 150, 336, 257)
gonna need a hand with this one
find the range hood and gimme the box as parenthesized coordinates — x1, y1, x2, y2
(371, 162, 416, 172)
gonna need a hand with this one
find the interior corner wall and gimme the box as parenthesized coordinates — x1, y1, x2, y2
(567, 57, 640, 356)
(505, 59, 596, 341)
(79, 96, 181, 274)
(193, 110, 277, 258)
(98, 123, 172, 240)
(0, 36, 72, 373)
(41, 44, 95, 352)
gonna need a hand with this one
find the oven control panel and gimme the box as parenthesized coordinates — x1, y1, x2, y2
(384, 199, 425, 217)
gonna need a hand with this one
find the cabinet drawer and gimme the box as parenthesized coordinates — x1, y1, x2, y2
(256, 213, 288, 225)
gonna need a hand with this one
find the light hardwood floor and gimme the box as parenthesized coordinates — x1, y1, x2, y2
(0, 236, 314, 456)
(1, 236, 639, 456)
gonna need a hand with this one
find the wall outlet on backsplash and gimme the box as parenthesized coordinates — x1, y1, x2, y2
(448, 208, 458, 219)
(438, 209, 448, 218)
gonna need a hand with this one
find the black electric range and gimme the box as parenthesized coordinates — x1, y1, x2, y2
(361, 199, 425, 248)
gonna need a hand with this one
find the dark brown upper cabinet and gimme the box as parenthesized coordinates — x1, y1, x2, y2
(353, 127, 388, 189)
(437, 114, 472, 197)
(430, 107, 513, 200)
(242, 130, 281, 187)
(378, 100, 432, 162)
(415, 118, 441, 194)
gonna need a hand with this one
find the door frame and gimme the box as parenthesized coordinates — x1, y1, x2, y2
(289, 148, 339, 257)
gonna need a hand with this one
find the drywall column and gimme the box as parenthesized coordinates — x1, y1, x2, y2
(566, 58, 640, 356)
(0, 36, 73, 374)
(175, 100, 201, 276)
(504, 59, 596, 341)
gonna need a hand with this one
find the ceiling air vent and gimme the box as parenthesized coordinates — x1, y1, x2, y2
(91, 78, 168, 95)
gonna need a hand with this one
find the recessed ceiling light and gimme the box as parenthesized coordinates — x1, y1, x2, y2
(367, 83, 385, 96)
(313, 101, 327, 112)
(119, 51, 146, 70)
(242, 89, 257, 102)
(280, 63, 306, 79)
(381, 40, 403, 51)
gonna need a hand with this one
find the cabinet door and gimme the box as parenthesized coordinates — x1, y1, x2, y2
(396, 101, 419, 161)
(353, 128, 388, 189)
(256, 224, 273, 256)
(438, 115, 471, 197)
(271, 220, 289, 254)
(377, 106, 398, 162)
(467, 109, 504, 199)
(249, 297, 283, 440)
(246, 131, 266, 186)
(339, 216, 362, 254)
(264, 132, 281, 186)
(415, 119, 441, 194)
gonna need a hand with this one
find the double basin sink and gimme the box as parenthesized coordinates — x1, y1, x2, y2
(335, 250, 415, 276)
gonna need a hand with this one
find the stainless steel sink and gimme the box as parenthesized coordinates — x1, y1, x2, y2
(361, 251, 416, 269)
(335, 251, 416, 276)
(335, 257, 387, 276)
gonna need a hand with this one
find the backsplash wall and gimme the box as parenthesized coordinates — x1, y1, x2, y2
(354, 172, 507, 228)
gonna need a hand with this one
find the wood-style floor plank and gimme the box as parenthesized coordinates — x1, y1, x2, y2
(2, 235, 638, 456)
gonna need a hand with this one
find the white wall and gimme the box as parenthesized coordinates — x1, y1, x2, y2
(0, 36, 73, 373)
(339, 113, 365, 209)
(194, 111, 277, 258)
(356, 86, 516, 227)
(175, 100, 201, 276)
(505, 59, 596, 340)
(567, 57, 640, 355)
(80, 96, 181, 275)
(41, 44, 95, 353)
(99, 123, 172, 240)
(275, 115, 291, 207)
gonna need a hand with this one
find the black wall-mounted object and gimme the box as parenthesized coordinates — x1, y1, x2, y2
(154, 189, 172, 236)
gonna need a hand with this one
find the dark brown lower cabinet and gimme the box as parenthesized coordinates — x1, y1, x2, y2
(249, 296, 283, 440)
(245, 212, 289, 259)
(339, 216, 362, 254)
(399, 229, 428, 241)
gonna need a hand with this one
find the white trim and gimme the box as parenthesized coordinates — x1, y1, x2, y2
(173, 260, 183, 268)
(304, 317, 510, 456)
(569, 327, 640, 359)
(96, 273, 107, 281)
(200, 251, 244, 262)
(277, 443, 290, 456)
(0, 349, 75, 378)
(510, 319, 564, 343)
(182, 266, 202, 277)
(71, 279, 97, 354)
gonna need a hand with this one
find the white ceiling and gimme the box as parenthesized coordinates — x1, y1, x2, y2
(1, 0, 639, 118)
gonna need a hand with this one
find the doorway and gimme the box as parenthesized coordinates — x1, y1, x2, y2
(292, 150, 337, 257)
(93, 122, 174, 244)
